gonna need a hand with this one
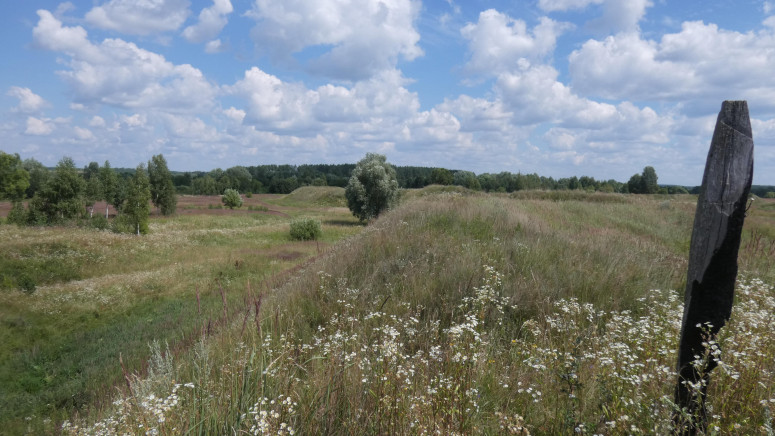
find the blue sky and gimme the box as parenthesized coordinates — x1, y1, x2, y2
(1, 0, 774, 185)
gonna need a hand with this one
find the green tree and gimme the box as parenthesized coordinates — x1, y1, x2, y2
(765, 191, 775, 199)
(345, 153, 400, 222)
(100, 161, 119, 218)
(454, 171, 481, 190)
(83, 162, 103, 218)
(430, 168, 453, 185)
(0, 151, 30, 201)
(22, 158, 49, 198)
(192, 175, 219, 195)
(641, 166, 659, 194)
(123, 164, 151, 235)
(627, 173, 643, 194)
(28, 157, 85, 223)
(148, 154, 177, 215)
(222, 188, 243, 209)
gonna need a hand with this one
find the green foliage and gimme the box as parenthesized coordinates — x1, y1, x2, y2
(628, 166, 659, 194)
(430, 167, 453, 185)
(122, 164, 151, 235)
(642, 166, 659, 194)
(148, 154, 177, 215)
(766, 191, 775, 199)
(221, 188, 243, 209)
(289, 218, 322, 240)
(345, 153, 400, 222)
(7, 201, 27, 225)
(99, 161, 119, 218)
(22, 158, 48, 199)
(0, 151, 30, 201)
(627, 173, 643, 194)
(27, 157, 86, 224)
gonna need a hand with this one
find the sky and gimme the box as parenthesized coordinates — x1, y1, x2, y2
(1, 0, 774, 185)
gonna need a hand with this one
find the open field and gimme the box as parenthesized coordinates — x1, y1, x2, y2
(0, 190, 361, 433)
(2, 189, 775, 434)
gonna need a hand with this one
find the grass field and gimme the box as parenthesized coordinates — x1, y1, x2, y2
(0, 191, 361, 434)
(2, 188, 774, 434)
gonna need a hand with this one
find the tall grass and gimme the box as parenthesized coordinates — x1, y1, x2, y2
(14, 191, 775, 434)
(0, 199, 361, 433)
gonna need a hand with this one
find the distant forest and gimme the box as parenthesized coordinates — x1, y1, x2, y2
(156, 163, 774, 197)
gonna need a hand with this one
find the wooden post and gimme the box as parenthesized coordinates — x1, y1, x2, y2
(674, 101, 754, 434)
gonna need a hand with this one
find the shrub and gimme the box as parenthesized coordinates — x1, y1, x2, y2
(222, 189, 243, 209)
(289, 218, 322, 241)
(345, 153, 400, 222)
(89, 215, 109, 230)
(7, 201, 27, 226)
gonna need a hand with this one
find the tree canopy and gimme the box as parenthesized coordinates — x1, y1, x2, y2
(148, 154, 177, 215)
(345, 153, 400, 222)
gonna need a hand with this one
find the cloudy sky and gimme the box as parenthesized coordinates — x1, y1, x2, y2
(1, 0, 774, 185)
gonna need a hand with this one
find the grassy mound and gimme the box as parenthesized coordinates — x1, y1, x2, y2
(56, 192, 775, 434)
(281, 186, 347, 207)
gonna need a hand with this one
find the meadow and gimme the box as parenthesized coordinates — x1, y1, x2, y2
(0, 188, 360, 433)
(2, 188, 774, 434)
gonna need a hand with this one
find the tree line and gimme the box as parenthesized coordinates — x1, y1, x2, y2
(0, 151, 176, 234)
(172, 163, 689, 196)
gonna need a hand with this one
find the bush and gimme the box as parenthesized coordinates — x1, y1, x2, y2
(289, 218, 322, 241)
(111, 214, 135, 234)
(7, 201, 26, 226)
(222, 189, 243, 209)
(89, 215, 109, 230)
(345, 153, 400, 222)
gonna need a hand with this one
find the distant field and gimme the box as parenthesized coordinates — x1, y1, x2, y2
(3, 189, 774, 434)
(0, 189, 361, 433)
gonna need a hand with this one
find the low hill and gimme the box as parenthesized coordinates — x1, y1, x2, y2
(59, 192, 775, 434)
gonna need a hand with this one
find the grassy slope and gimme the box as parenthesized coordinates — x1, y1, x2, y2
(9, 189, 775, 434)
(0, 191, 361, 433)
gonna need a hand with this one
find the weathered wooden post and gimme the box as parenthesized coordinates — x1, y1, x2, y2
(674, 101, 754, 434)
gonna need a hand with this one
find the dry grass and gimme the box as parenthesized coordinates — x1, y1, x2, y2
(8, 190, 775, 434)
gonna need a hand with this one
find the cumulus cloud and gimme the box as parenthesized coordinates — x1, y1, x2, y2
(247, 0, 422, 80)
(74, 126, 95, 140)
(182, 0, 233, 43)
(569, 21, 775, 114)
(461, 10, 570, 75)
(85, 0, 190, 35)
(7, 87, 49, 113)
(538, 0, 651, 33)
(25, 117, 54, 135)
(226, 67, 420, 133)
(33, 10, 216, 112)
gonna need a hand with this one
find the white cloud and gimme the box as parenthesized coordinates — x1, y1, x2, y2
(588, 0, 652, 33)
(33, 10, 216, 112)
(74, 126, 95, 140)
(89, 116, 106, 127)
(538, 0, 651, 33)
(7, 87, 49, 113)
(227, 67, 420, 133)
(182, 0, 233, 43)
(538, 0, 603, 12)
(85, 0, 190, 35)
(204, 39, 224, 53)
(569, 21, 775, 114)
(122, 113, 147, 127)
(223, 107, 246, 123)
(461, 10, 570, 75)
(25, 117, 54, 135)
(247, 0, 422, 80)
